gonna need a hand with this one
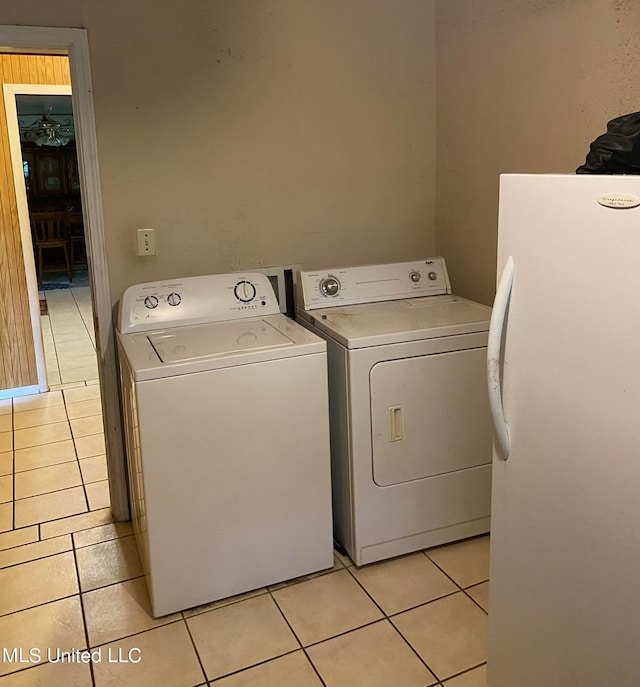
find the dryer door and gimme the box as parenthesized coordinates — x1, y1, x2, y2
(370, 346, 492, 486)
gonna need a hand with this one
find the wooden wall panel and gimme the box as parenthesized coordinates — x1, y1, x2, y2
(0, 54, 70, 392)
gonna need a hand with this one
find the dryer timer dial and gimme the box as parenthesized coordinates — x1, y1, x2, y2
(319, 276, 340, 297)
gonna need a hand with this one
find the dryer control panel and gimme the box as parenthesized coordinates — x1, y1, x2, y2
(118, 273, 280, 333)
(297, 257, 451, 310)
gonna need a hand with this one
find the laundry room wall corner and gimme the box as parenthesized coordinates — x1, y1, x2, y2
(435, 0, 640, 306)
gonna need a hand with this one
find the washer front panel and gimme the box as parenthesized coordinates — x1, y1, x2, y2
(125, 349, 333, 616)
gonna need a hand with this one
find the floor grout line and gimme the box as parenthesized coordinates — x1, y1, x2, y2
(182, 614, 211, 686)
(72, 534, 97, 687)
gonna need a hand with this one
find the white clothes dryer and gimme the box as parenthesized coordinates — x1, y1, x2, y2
(117, 273, 333, 616)
(296, 258, 492, 566)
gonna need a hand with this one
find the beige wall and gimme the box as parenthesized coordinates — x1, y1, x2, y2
(0, 0, 437, 304)
(6, 1, 637, 312)
(436, 0, 640, 305)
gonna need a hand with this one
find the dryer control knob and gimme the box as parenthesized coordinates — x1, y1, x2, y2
(320, 276, 340, 297)
(409, 271, 421, 283)
(428, 271, 438, 281)
(143, 295, 159, 309)
(167, 292, 182, 306)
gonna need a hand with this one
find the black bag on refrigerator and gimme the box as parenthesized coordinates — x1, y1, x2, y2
(576, 111, 640, 174)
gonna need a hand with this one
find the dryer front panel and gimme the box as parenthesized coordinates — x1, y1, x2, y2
(370, 347, 492, 486)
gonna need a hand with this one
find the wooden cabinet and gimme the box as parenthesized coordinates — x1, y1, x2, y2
(64, 150, 80, 193)
(22, 143, 81, 206)
(35, 151, 64, 195)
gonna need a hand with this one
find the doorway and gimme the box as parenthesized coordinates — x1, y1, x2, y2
(0, 26, 128, 521)
(7, 86, 97, 386)
(5, 83, 73, 390)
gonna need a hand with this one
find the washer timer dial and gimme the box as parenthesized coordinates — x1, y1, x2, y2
(234, 280, 257, 303)
(143, 295, 159, 309)
(319, 276, 340, 297)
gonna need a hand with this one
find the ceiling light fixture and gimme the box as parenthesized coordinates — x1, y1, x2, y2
(19, 109, 74, 147)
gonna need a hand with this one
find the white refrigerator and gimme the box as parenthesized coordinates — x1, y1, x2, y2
(487, 174, 640, 687)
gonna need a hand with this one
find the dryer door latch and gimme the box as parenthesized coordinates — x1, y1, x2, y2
(388, 405, 404, 442)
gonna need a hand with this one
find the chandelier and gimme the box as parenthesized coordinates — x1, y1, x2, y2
(19, 110, 74, 147)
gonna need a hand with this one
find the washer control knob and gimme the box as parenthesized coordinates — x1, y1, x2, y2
(234, 280, 257, 303)
(409, 270, 421, 283)
(320, 276, 340, 297)
(167, 292, 181, 306)
(428, 271, 438, 281)
(143, 295, 159, 309)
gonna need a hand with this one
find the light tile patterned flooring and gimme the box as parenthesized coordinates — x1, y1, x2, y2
(0, 288, 490, 687)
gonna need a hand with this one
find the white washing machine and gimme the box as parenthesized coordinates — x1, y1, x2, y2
(296, 258, 492, 566)
(117, 272, 333, 617)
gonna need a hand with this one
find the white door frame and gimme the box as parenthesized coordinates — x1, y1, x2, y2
(0, 25, 129, 520)
(3, 82, 72, 397)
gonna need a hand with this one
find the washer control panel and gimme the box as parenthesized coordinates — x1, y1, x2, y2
(297, 257, 451, 310)
(233, 280, 257, 303)
(119, 272, 280, 333)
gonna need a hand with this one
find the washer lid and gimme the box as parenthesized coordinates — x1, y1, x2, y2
(300, 295, 491, 348)
(148, 319, 294, 363)
(117, 314, 326, 382)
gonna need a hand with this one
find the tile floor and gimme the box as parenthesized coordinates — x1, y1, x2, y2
(0, 288, 490, 687)
(40, 286, 97, 387)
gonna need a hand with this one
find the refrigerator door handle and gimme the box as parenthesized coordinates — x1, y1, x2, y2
(487, 255, 514, 460)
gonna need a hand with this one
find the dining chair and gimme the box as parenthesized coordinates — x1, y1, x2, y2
(67, 211, 86, 280)
(30, 211, 71, 283)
